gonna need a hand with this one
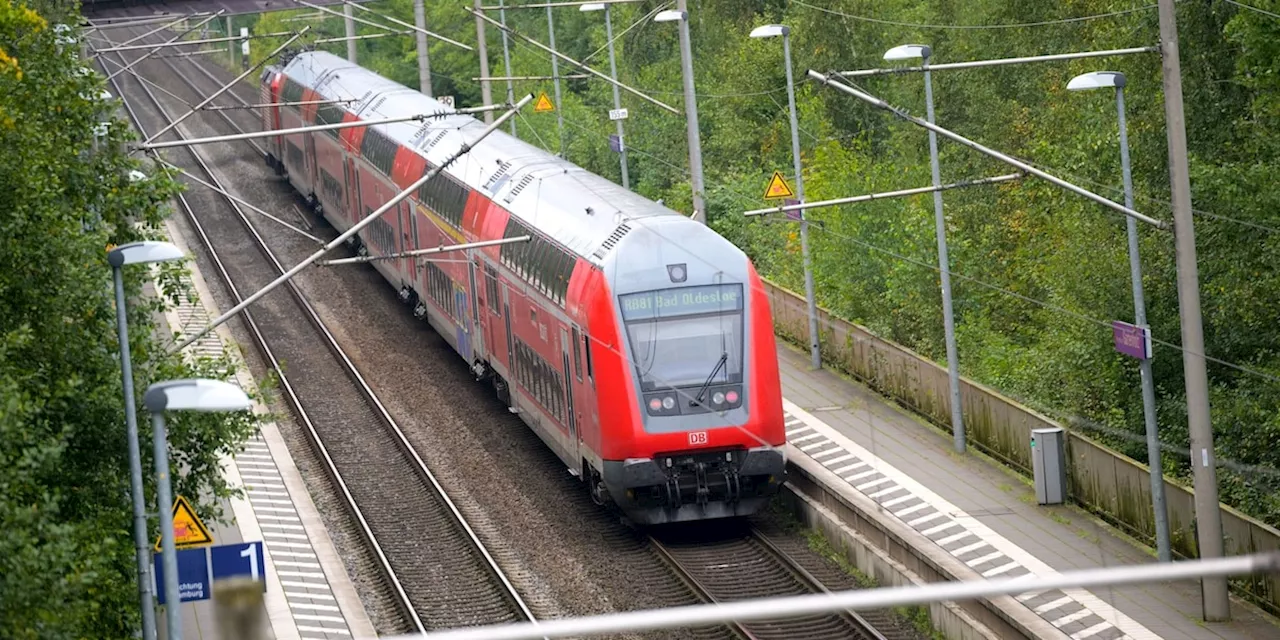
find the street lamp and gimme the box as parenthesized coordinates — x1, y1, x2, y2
(144, 378, 252, 640)
(108, 240, 186, 640)
(884, 43, 966, 454)
(544, 4, 566, 156)
(1068, 70, 1171, 563)
(750, 24, 820, 371)
(582, 2, 630, 189)
(655, 5, 707, 224)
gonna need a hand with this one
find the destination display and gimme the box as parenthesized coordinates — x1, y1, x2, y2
(620, 284, 743, 321)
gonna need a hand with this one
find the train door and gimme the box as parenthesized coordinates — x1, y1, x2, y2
(454, 283, 471, 362)
(502, 285, 514, 370)
(304, 133, 317, 195)
(570, 324, 585, 443)
(407, 204, 420, 293)
(560, 327, 577, 447)
(344, 157, 358, 228)
(467, 255, 484, 359)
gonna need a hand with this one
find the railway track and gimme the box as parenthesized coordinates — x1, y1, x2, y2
(90, 24, 922, 640)
(652, 523, 899, 640)
(92, 26, 536, 634)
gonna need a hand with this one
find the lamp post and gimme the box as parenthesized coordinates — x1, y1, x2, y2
(655, 6, 706, 223)
(884, 43, 965, 453)
(498, 0, 516, 136)
(107, 240, 186, 640)
(751, 24, 820, 370)
(545, 5, 566, 155)
(144, 379, 253, 640)
(582, 2, 629, 189)
(1068, 70, 1171, 563)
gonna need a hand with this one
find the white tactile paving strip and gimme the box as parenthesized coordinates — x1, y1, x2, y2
(164, 270, 356, 640)
(783, 399, 1160, 640)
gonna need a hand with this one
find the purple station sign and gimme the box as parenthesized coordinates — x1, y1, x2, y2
(783, 198, 804, 221)
(1112, 320, 1152, 360)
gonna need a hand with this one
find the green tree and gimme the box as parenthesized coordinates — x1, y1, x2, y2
(0, 2, 261, 636)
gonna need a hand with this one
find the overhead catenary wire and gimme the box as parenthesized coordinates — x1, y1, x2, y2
(1220, 0, 1280, 20)
(790, 0, 1159, 30)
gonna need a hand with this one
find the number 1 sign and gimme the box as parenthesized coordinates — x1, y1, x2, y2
(210, 540, 266, 590)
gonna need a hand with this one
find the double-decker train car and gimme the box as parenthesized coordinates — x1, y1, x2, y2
(259, 51, 785, 525)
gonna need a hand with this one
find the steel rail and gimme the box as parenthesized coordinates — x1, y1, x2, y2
(647, 536, 755, 640)
(101, 25, 538, 632)
(94, 30, 427, 634)
(749, 528, 889, 640)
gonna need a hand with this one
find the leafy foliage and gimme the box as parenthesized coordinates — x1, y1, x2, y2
(244, 0, 1280, 527)
(0, 2, 261, 635)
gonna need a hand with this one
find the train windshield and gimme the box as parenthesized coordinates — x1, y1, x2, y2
(619, 284, 744, 392)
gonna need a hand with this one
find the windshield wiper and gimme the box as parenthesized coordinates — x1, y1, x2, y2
(693, 352, 728, 407)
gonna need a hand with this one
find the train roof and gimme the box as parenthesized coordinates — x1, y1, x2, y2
(280, 51, 691, 265)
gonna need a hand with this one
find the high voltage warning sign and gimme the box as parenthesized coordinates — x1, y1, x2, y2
(154, 495, 214, 551)
(534, 92, 556, 113)
(763, 171, 795, 200)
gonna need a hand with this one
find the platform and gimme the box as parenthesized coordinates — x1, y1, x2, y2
(153, 218, 376, 640)
(777, 343, 1279, 640)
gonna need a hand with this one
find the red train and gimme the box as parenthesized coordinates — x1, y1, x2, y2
(259, 52, 785, 525)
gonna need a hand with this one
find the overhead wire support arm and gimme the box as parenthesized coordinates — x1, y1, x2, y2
(166, 93, 536, 355)
(89, 13, 194, 51)
(152, 158, 326, 245)
(201, 98, 358, 112)
(467, 8, 681, 115)
(143, 28, 310, 146)
(742, 173, 1023, 216)
(806, 70, 1168, 229)
(343, 1, 474, 51)
(313, 30, 413, 45)
(839, 46, 1158, 77)
(104, 12, 225, 81)
(93, 31, 297, 53)
(478, 0, 644, 8)
(137, 103, 513, 150)
(384, 553, 1279, 640)
(319, 236, 532, 266)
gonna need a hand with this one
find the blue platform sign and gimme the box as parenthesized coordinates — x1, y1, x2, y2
(153, 547, 211, 604)
(211, 541, 266, 592)
(608, 134, 623, 153)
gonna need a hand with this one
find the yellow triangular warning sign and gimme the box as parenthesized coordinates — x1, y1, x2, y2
(763, 171, 796, 200)
(534, 91, 555, 113)
(154, 495, 214, 551)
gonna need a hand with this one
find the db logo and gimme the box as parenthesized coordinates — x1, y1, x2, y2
(688, 431, 708, 446)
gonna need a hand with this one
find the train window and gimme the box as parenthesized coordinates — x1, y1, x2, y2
(484, 264, 501, 316)
(281, 78, 304, 105)
(315, 103, 344, 139)
(582, 333, 594, 381)
(361, 128, 396, 176)
(416, 172, 469, 228)
(571, 327, 582, 382)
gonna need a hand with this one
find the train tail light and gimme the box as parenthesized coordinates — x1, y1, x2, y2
(649, 398, 663, 412)
(725, 389, 739, 404)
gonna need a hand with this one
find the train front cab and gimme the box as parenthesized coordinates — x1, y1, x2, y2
(594, 221, 786, 526)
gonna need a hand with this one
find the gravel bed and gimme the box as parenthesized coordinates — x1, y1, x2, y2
(113, 30, 927, 640)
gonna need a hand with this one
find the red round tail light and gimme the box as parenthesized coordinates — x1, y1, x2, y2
(725, 390, 740, 404)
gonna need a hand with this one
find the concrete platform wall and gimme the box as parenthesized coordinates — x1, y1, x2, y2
(763, 279, 1280, 615)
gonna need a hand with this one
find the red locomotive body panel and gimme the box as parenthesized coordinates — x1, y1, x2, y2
(262, 52, 786, 525)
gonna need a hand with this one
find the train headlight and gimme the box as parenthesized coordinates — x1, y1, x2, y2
(712, 391, 725, 406)
(662, 396, 675, 410)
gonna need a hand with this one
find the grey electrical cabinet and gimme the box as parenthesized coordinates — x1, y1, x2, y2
(1031, 427, 1066, 505)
